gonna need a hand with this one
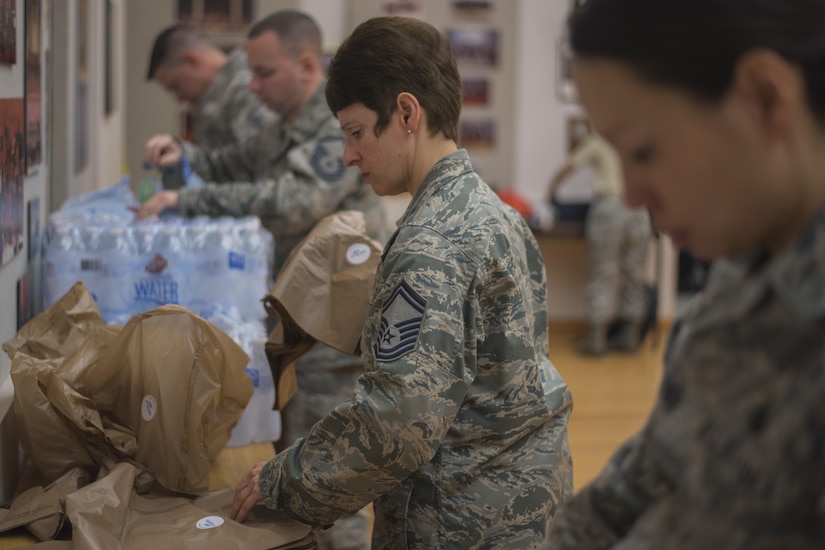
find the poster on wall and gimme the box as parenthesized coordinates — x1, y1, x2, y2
(446, 28, 498, 68)
(0, 0, 17, 65)
(178, 0, 253, 30)
(27, 197, 40, 262)
(459, 118, 496, 151)
(0, 98, 26, 271)
(75, 0, 88, 174)
(461, 77, 490, 107)
(17, 269, 35, 330)
(378, 0, 423, 18)
(25, 0, 43, 174)
(452, 0, 493, 19)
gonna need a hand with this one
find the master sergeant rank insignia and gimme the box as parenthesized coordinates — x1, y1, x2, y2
(374, 280, 427, 361)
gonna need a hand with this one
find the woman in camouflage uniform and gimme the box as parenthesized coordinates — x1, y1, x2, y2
(233, 16, 574, 549)
(549, 1, 825, 548)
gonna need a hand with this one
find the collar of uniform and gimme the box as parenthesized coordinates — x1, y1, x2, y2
(689, 204, 825, 333)
(283, 82, 330, 143)
(397, 149, 474, 227)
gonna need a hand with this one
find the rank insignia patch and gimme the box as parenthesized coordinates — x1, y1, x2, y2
(374, 280, 427, 361)
(311, 136, 346, 181)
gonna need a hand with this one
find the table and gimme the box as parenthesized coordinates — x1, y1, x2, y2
(0, 443, 275, 548)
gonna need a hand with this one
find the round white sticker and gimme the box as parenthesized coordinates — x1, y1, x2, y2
(196, 516, 225, 530)
(141, 395, 157, 422)
(346, 243, 371, 265)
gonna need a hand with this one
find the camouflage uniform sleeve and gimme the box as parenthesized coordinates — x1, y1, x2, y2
(225, 86, 276, 145)
(177, 133, 361, 237)
(256, 230, 474, 527)
(180, 138, 257, 184)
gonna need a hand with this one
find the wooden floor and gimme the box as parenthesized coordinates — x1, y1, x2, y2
(0, 325, 665, 547)
(549, 323, 665, 490)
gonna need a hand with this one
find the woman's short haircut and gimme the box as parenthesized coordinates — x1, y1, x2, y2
(326, 16, 462, 141)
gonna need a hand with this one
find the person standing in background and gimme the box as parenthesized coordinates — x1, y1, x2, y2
(232, 16, 572, 549)
(139, 11, 388, 550)
(549, 0, 825, 547)
(146, 23, 275, 149)
(549, 131, 652, 356)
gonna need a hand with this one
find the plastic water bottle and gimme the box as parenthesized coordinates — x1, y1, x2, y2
(44, 221, 85, 308)
(189, 218, 235, 316)
(226, 320, 282, 447)
(133, 221, 188, 311)
(78, 223, 106, 305)
(231, 217, 274, 320)
(97, 225, 139, 323)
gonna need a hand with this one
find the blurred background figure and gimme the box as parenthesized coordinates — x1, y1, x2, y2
(146, 23, 275, 149)
(549, 131, 652, 356)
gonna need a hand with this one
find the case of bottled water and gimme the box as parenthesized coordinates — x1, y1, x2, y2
(43, 177, 281, 445)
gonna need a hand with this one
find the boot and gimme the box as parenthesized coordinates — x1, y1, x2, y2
(608, 321, 643, 352)
(576, 324, 607, 356)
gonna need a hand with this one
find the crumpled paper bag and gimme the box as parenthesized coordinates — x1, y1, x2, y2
(264, 211, 382, 408)
(66, 462, 314, 550)
(2, 281, 254, 494)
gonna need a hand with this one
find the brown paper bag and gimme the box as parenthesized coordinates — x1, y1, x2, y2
(264, 211, 382, 409)
(0, 467, 92, 541)
(66, 462, 315, 550)
(3, 282, 254, 494)
(84, 304, 254, 493)
(2, 283, 116, 482)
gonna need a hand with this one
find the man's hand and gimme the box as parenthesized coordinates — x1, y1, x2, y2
(144, 134, 184, 168)
(232, 460, 268, 523)
(132, 190, 180, 220)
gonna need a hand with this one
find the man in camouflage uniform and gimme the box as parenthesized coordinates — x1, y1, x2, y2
(146, 24, 275, 149)
(550, 132, 652, 355)
(232, 16, 573, 549)
(139, 12, 387, 550)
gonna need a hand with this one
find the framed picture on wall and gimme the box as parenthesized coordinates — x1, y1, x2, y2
(25, 0, 43, 174)
(17, 269, 35, 330)
(178, 0, 254, 30)
(27, 197, 40, 262)
(447, 28, 499, 68)
(0, 0, 17, 64)
(75, 0, 89, 174)
(378, 0, 424, 18)
(104, 0, 114, 115)
(461, 77, 490, 107)
(0, 98, 26, 271)
(459, 118, 496, 151)
(451, 0, 493, 20)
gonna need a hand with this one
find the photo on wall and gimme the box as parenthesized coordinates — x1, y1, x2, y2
(0, 0, 17, 65)
(461, 77, 490, 107)
(75, 0, 88, 174)
(0, 98, 26, 271)
(17, 268, 35, 330)
(378, 0, 423, 18)
(27, 197, 40, 262)
(25, 0, 43, 174)
(446, 27, 499, 68)
(459, 118, 496, 151)
(451, 0, 493, 19)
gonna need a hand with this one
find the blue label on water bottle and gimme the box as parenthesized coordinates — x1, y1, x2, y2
(228, 251, 246, 270)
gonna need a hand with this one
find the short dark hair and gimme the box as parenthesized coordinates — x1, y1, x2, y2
(146, 24, 204, 80)
(325, 16, 462, 142)
(248, 10, 322, 58)
(568, 0, 825, 123)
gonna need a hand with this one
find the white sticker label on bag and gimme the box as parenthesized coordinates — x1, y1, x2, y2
(346, 243, 371, 265)
(196, 516, 225, 530)
(141, 395, 157, 422)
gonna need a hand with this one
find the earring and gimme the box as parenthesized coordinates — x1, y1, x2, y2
(407, 129, 412, 134)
